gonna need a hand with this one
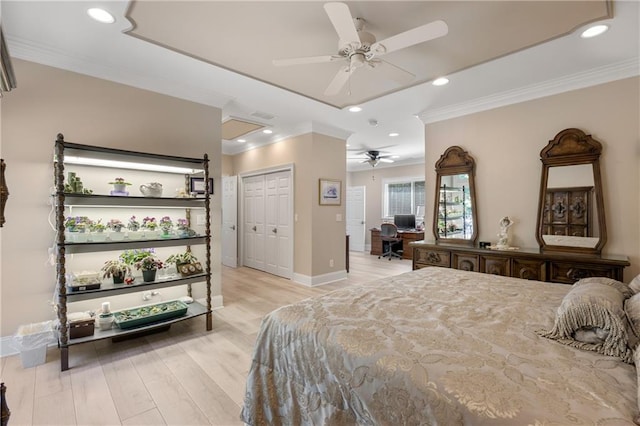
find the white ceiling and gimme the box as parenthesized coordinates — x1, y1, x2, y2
(3, 1, 639, 171)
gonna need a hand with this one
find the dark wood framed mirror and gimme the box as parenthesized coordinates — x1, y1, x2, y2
(433, 146, 478, 246)
(536, 128, 606, 254)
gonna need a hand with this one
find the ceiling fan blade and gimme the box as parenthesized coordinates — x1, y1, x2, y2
(273, 55, 344, 67)
(372, 60, 415, 85)
(371, 20, 448, 56)
(324, 65, 352, 96)
(379, 158, 394, 163)
(324, 2, 360, 45)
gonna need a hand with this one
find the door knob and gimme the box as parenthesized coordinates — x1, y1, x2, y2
(361, 221, 365, 224)
(272, 228, 277, 234)
(231, 225, 236, 230)
(252, 226, 257, 231)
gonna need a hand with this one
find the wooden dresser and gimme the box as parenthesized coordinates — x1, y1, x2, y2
(371, 228, 424, 260)
(410, 240, 630, 284)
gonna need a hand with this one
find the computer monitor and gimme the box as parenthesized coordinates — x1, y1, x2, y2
(394, 214, 416, 230)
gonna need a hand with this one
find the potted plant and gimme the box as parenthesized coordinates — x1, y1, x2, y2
(127, 215, 142, 240)
(175, 218, 196, 237)
(142, 216, 158, 238)
(64, 216, 92, 242)
(109, 177, 131, 194)
(107, 218, 125, 241)
(134, 255, 164, 282)
(119, 248, 155, 266)
(89, 219, 107, 242)
(165, 251, 200, 276)
(101, 259, 131, 284)
(159, 216, 173, 237)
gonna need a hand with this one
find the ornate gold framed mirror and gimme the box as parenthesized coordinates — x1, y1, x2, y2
(536, 128, 606, 254)
(433, 146, 478, 246)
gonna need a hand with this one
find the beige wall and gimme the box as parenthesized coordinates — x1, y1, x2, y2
(0, 59, 222, 337)
(425, 76, 640, 281)
(348, 163, 425, 247)
(230, 133, 346, 278)
(221, 154, 233, 177)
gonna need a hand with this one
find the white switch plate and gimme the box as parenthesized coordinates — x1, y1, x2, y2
(336, 214, 342, 222)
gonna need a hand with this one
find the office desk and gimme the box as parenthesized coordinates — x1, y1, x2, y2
(370, 228, 424, 260)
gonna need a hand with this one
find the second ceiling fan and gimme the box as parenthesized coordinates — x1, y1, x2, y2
(273, 2, 448, 96)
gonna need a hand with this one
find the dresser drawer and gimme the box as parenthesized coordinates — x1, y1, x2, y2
(413, 248, 451, 268)
(511, 259, 546, 281)
(549, 261, 620, 284)
(480, 255, 510, 276)
(453, 253, 479, 272)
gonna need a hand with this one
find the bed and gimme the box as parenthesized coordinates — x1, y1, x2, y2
(241, 267, 639, 425)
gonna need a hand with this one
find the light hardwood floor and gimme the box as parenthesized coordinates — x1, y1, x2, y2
(1, 252, 411, 425)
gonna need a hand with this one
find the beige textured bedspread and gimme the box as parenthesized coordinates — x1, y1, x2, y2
(241, 267, 637, 425)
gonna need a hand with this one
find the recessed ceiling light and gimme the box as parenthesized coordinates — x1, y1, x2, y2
(389, 132, 399, 137)
(87, 8, 115, 24)
(262, 129, 273, 134)
(237, 139, 246, 143)
(581, 24, 609, 38)
(432, 77, 449, 86)
(348, 106, 362, 112)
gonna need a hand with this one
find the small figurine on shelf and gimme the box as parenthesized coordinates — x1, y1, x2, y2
(109, 177, 131, 196)
(496, 216, 514, 249)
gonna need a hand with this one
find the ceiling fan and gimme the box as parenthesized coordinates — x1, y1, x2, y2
(272, 2, 448, 96)
(349, 150, 395, 167)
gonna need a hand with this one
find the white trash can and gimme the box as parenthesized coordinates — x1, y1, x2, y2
(14, 321, 55, 368)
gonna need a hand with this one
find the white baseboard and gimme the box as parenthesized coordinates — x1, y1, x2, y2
(293, 270, 348, 287)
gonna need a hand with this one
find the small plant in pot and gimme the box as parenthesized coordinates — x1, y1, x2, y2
(159, 216, 173, 237)
(109, 177, 131, 193)
(101, 260, 131, 284)
(165, 251, 199, 276)
(134, 255, 164, 283)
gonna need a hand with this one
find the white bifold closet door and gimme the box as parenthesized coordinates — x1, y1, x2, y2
(243, 170, 292, 279)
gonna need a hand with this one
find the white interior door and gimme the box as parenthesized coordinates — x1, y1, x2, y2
(346, 186, 366, 251)
(272, 171, 293, 278)
(222, 175, 238, 268)
(243, 175, 265, 270)
(242, 169, 293, 279)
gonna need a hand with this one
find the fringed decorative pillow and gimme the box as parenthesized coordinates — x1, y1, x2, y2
(537, 277, 635, 363)
(629, 274, 640, 294)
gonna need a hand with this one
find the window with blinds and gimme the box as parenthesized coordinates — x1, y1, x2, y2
(383, 179, 425, 219)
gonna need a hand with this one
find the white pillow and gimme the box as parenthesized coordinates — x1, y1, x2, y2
(629, 274, 640, 294)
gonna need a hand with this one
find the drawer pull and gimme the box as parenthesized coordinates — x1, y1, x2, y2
(427, 252, 441, 263)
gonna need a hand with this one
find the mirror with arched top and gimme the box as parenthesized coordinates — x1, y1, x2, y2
(433, 146, 478, 246)
(536, 128, 607, 254)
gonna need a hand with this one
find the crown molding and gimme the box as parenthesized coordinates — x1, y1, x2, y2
(418, 58, 639, 124)
(6, 36, 232, 108)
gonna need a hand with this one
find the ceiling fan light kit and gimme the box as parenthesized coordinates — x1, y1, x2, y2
(272, 1, 448, 96)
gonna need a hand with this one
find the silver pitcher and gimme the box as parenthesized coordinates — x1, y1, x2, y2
(139, 182, 163, 197)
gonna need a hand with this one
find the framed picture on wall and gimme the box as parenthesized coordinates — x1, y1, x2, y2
(189, 177, 214, 195)
(319, 178, 341, 206)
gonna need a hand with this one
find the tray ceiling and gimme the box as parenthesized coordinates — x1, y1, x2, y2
(126, 1, 611, 109)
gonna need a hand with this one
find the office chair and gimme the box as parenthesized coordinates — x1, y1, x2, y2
(378, 223, 403, 260)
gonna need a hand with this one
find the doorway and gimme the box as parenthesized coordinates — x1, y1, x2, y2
(346, 186, 366, 251)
